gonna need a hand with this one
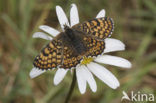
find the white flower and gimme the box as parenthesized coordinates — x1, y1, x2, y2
(30, 4, 132, 94)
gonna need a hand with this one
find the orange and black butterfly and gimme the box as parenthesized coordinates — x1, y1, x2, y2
(33, 17, 114, 70)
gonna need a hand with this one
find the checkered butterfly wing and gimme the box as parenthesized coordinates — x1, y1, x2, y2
(73, 17, 114, 39)
(82, 36, 105, 57)
(33, 39, 64, 70)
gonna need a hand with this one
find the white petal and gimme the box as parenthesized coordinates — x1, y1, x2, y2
(56, 6, 70, 30)
(76, 66, 87, 94)
(39, 25, 60, 37)
(33, 32, 53, 40)
(53, 69, 68, 85)
(87, 62, 120, 89)
(70, 4, 79, 27)
(95, 55, 132, 68)
(29, 67, 46, 79)
(81, 65, 97, 92)
(96, 9, 106, 18)
(104, 38, 125, 53)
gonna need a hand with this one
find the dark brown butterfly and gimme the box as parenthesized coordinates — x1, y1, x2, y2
(33, 17, 114, 70)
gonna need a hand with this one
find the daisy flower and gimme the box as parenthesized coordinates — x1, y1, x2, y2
(30, 4, 132, 94)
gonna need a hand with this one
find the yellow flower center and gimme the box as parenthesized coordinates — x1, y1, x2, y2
(81, 57, 93, 65)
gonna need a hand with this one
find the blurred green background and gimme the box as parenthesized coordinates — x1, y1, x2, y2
(0, 0, 156, 103)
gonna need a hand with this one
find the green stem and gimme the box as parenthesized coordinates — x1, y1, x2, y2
(64, 69, 76, 103)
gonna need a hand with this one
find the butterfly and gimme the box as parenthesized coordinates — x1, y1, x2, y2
(33, 17, 114, 70)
